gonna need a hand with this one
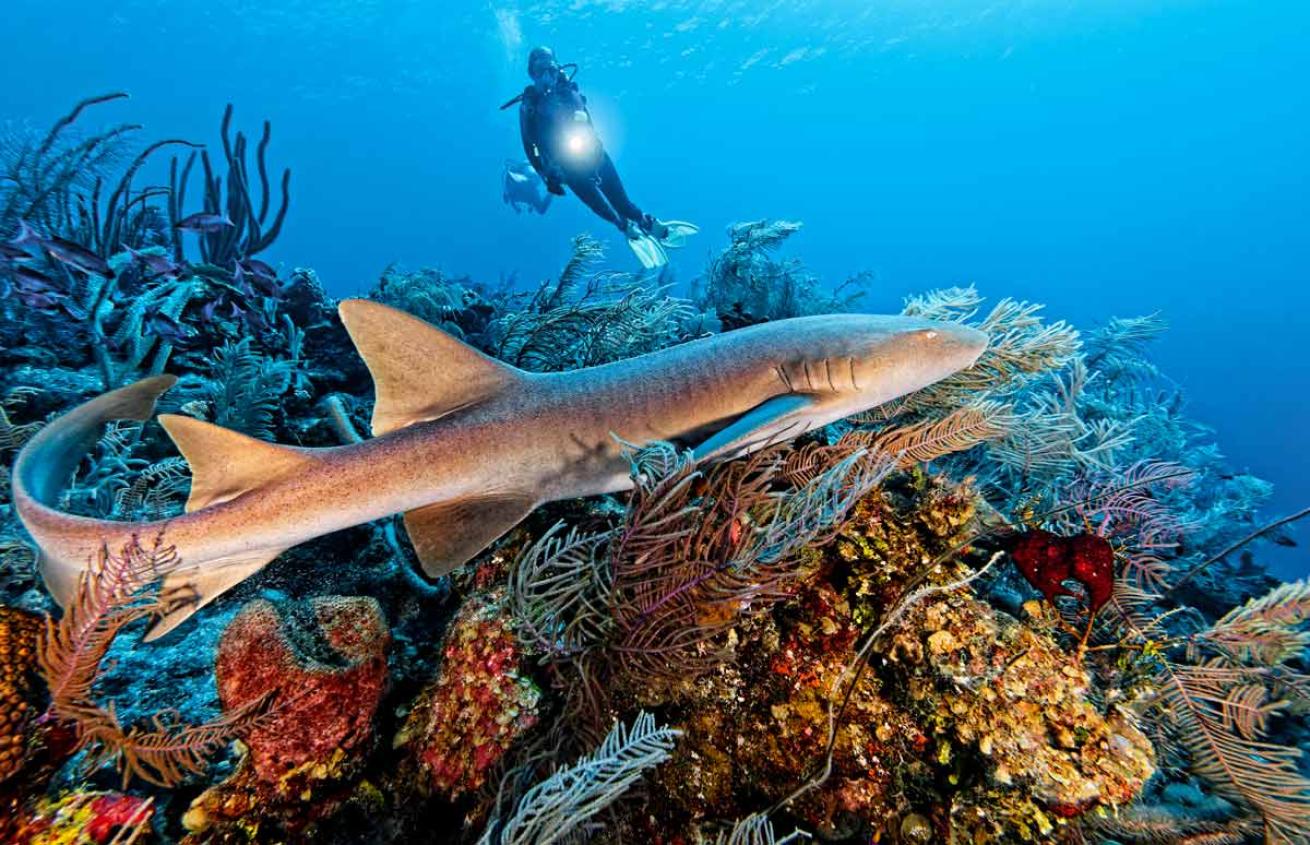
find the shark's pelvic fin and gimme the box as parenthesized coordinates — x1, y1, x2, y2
(691, 393, 816, 462)
(145, 547, 291, 641)
(158, 414, 317, 512)
(403, 491, 537, 577)
(337, 299, 526, 436)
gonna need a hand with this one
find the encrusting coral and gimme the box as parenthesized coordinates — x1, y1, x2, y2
(395, 589, 540, 800)
(0, 606, 43, 784)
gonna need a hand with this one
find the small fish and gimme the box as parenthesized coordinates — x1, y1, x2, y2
(231, 263, 256, 299)
(11, 265, 61, 293)
(124, 245, 182, 279)
(144, 312, 195, 346)
(8, 220, 43, 247)
(200, 299, 219, 323)
(41, 235, 114, 278)
(242, 258, 277, 279)
(0, 243, 35, 262)
(174, 213, 235, 233)
(240, 259, 280, 295)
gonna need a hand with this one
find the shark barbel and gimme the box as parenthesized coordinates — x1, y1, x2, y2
(12, 300, 987, 639)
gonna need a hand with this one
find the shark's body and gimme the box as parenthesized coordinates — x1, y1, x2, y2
(13, 300, 986, 638)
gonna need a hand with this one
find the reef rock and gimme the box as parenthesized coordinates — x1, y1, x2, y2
(8, 789, 154, 845)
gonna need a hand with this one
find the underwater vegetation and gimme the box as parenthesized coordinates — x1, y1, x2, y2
(0, 97, 1308, 845)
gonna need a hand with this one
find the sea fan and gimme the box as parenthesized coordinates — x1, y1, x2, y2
(111, 456, 190, 520)
(482, 711, 679, 845)
(512, 440, 893, 725)
(487, 236, 694, 371)
(0, 387, 43, 453)
(37, 537, 268, 787)
(708, 814, 810, 845)
(853, 399, 1015, 467)
(1154, 659, 1310, 844)
(1086, 805, 1260, 844)
(1106, 581, 1310, 844)
(1195, 579, 1310, 668)
(897, 294, 1081, 414)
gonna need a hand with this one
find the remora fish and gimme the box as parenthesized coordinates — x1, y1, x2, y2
(13, 300, 987, 639)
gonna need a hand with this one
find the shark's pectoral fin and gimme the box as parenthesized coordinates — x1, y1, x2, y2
(143, 546, 291, 641)
(403, 492, 537, 577)
(338, 299, 527, 437)
(691, 394, 817, 462)
(158, 414, 317, 512)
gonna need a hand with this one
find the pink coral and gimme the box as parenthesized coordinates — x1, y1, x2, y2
(397, 590, 540, 797)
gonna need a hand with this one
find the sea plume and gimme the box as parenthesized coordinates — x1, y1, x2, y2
(37, 536, 269, 787)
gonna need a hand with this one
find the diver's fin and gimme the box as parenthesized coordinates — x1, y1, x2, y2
(403, 491, 538, 577)
(626, 233, 668, 270)
(158, 414, 317, 512)
(338, 299, 526, 436)
(144, 548, 291, 641)
(691, 394, 816, 462)
(657, 220, 699, 249)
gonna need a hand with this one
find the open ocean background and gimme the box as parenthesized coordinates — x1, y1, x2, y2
(3, 0, 1306, 576)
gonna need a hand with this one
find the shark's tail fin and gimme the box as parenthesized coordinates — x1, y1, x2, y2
(13, 374, 313, 642)
(12, 375, 177, 610)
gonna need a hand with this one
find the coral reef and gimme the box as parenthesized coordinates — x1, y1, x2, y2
(1, 95, 1306, 845)
(9, 789, 153, 845)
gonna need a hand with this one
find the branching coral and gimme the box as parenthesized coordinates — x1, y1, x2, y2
(180, 104, 290, 267)
(486, 234, 696, 371)
(37, 537, 268, 787)
(479, 712, 680, 845)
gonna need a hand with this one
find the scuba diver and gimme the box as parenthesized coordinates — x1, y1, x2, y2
(501, 46, 697, 269)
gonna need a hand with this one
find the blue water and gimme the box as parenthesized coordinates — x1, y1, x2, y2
(3, 0, 1307, 576)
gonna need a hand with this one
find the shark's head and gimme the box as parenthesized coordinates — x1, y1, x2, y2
(773, 313, 990, 425)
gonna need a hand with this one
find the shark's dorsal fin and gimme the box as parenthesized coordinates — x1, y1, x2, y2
(338, 299, 525, 437)
(403, 491, 537, 577)
(158, 414, 316, 512)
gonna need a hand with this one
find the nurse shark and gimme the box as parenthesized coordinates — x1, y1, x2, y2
(13, 299, 987, 638)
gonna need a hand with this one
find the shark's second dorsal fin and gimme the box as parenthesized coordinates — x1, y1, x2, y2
(337, 299, 525, 437)
(158, 414, 316, 512)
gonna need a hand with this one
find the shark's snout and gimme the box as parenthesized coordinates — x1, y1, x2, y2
(935, 323, 990, 370)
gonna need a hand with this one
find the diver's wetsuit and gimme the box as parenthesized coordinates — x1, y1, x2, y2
(518, 71, 646, 231)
